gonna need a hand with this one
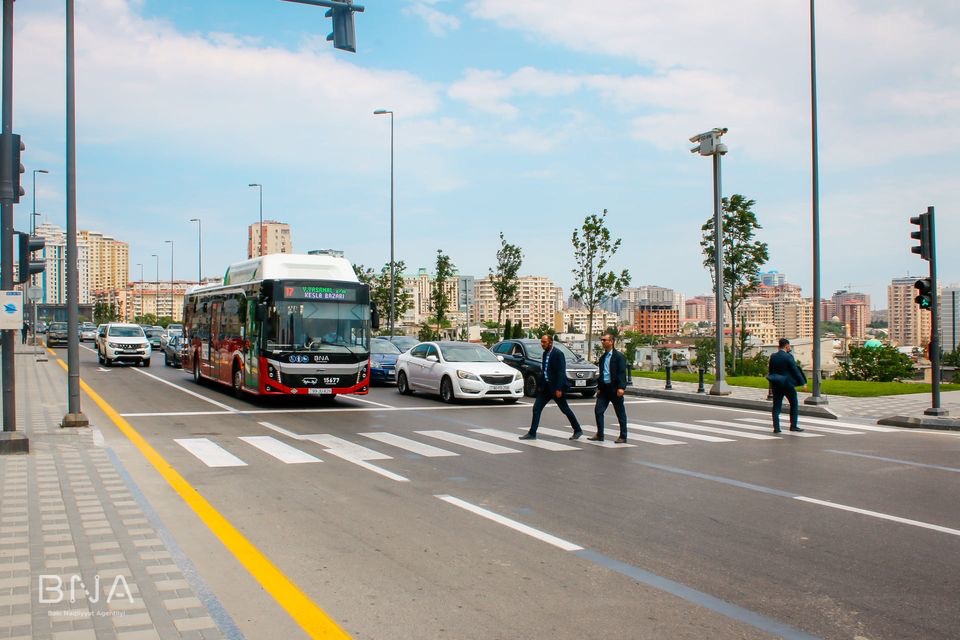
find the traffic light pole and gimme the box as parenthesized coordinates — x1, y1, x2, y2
(924, 206, 945, 416)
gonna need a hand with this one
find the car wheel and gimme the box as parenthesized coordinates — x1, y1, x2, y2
(440, 377, 456, 404)
(232, 364, 243, 397)
(397, 371, 412, 395)
(503, 397, 519, 404)
(142, 357, 150, 367)
(580, 389, 595, 398)
(193, 358, 202, 384)
(523, 374, 538, 397)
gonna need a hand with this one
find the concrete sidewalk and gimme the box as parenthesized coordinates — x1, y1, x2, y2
(1, 345, 238, 640)
(625, 373, 960, 425)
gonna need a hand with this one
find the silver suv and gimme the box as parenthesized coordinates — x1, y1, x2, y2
(98, 323, 151, 367)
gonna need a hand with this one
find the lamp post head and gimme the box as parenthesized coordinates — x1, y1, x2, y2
(189, 218, 200, 223)
(35, 169, 49, 175)
(374, 109, 392, 115)
(248, 183, 260, 188)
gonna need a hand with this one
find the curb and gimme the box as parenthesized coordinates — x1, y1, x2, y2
(877, 415, 960, 431)
(625, 386, 840, 419)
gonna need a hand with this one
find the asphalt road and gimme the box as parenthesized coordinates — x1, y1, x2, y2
(64, 344, 960, 640)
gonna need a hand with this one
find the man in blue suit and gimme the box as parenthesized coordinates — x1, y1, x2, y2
(520, 334, 583, 440)
(590, 333, 629, 443)
(767, 338, 808, 433)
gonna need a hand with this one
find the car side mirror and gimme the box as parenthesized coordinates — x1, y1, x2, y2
(426, 354, 438, 363)
(496, 355, 504, 361)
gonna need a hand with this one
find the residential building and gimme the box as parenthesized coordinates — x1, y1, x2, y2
(772, 298, 813, 340)
(760, 270, 786, 287)
(887, 276, 933, 347)
(472, 275, 562, 331)
(562, 307, 620, 335)
(248, 220, 293, 258)
(634, 303, 680, 336)
(404, 268, 460, 325)
(736, 300, 778, 345)
(940, 284, 959, 353)
(34, 222, 126, 306)
(685, 295, 715, 323)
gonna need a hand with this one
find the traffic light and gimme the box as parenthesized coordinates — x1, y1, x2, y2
(910, 211, 931, 260)
(10, 133, 24, 203)
(914, 278, 933, 311)
(325, 1, 356, 52)
(16, 231, 46, 284)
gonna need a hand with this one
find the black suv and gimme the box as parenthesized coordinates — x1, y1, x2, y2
(46, 321, 69, 347)
(491, 338, 599, 398)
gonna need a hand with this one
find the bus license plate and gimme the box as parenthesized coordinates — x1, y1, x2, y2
(490, 385, 509, 391)
(575, 380, 586, 387)
(308, 388, 333, 395)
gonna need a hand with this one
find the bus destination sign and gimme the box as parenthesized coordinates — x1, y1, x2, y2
(284, 285, 357, 302)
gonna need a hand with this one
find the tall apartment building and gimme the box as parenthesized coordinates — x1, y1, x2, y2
(618, 286, 684, 324)
(773, 298, 814, 340)
(737, 300, 778, 345)
(634, 303, 679, 336)
(943, 284, 960, 353)
(472, 275, 562, 330)
(404, 268, 460, 325)
(685, 295, 715, 323)
(562, 308, 620, 335)
(760, 270, 786, 287)
(35, 222, 126, 305)
(248, 220, 293, 258)
(888, 276, 932, 347)
(830, 290, 870, 338)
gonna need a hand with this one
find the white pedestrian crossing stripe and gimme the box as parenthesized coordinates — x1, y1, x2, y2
(174, 415, 899, 471)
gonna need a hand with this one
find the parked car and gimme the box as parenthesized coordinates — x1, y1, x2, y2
(98, 323, 151, 367)
(395, 341, 523, 403)
(35, 320, 48, 334)
(369, 338, 401, 385)
(160, 328, 182, 349)
(491, 338, 599, 398)
(383, 335, 419, 353)
(144, 328, 164, 351)
(95, 324, 108, 352)
(79, 322, 97, 342)
(46, 322, 69, 347)
(163, 334, 183, 368)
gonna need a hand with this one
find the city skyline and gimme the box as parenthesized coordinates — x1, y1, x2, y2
(14, 1, 958, 308)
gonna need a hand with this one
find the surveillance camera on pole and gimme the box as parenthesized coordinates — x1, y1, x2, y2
(689, 127, 728, 157)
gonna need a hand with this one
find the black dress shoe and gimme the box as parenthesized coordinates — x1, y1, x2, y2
(587, 435, 604, 441)
(519, 433, 537, 440)
(614, 437, 627, 444)
(789, 427, 804, 432)
(773, 428, 782, 434)
(569, 431, 583, 440)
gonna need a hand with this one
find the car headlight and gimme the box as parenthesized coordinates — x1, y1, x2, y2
(107, 342, 119, 349)
(456, 370, 481, 381)
(514, 371, 522, 382)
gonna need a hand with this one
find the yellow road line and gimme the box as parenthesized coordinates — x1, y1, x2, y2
(56, 358, 350, 639)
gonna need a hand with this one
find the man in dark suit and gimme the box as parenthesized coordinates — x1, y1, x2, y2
(767, 338, 808, 433)
(520, 333, 582, 440)
(591, 333, 629, 443)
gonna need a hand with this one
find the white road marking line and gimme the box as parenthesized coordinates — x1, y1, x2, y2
(793, 416, 899, 432)
(657, 421, 779, 440)
(435, 495, 582, 551)
(738, 418, 862, 435)
(329, 455, 409, 482)
(520, 426, 640, 448)
(238, 436, 322, 464)
(303, 434, 392, 461)
(174, 438, 247, 468)
(472, 428, 580, 451)
(794, 496, 960, 537)
(132, 368, 239, 412)
(415, 430, 521, 454)
(257, 421, 303, 440)
(340, 395, 395, 408)
(360, 432, 458, 457)
(628, 422, 733, 443)
(124, 411, 236, 417)
(698, 419, 822, 437)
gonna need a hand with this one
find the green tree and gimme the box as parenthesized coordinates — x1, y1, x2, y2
(354, 261, 412, 334)
(693, 337, 716, 372)
(489, 232, 523, 340)
(512, 320, 524, 339)
(93, 302, 112, 325)
(571, 209, 631, 357)
(430, 250, 455, 339)
(942, 349, 960, 367)
(822, 320, 844, 335)
(701, 194, 770, 372)
(622, 330, 656, 369)
(533, 324, 555, 338)
(836, 344, 916, 382)
(503, 318, 512, 341)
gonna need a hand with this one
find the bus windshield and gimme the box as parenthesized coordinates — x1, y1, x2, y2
(265, 300, 369, 354)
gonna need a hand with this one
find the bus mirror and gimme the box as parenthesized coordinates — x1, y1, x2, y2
(371, 304, 380, 331)
(255, 304, 268, 321)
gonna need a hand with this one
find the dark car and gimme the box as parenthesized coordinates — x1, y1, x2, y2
(163, 335, 183, 368)
(369, 338, 401, 385)
(46, 322, 69, 347)
(383, 335, 419, 353)
(491, 338, 599, 398)
(145, 328, 164, 351)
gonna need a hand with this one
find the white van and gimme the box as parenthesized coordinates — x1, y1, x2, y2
(98, 323, 152, 367)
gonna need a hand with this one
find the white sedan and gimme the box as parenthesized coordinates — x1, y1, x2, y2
(396, 341, 524, 404)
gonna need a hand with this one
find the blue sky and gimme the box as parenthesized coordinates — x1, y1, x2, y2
(11, 0, 959, 308)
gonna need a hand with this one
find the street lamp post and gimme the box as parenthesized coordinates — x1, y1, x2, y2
(152, 254, 159, 321)
(189, 218, 201, 284)
(136, 263, 143, 321)
(30, 168, 49, 334)
(248, 183, 262, 257)
(805, 0, 827, 406)
(690, 127, 731, 395)
(165, 240, 173, 322)
(374, 109, 395, 338)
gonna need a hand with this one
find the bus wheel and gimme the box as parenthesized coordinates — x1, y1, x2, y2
(397, 371, 412, 395)
(232, 364, 243, 397)
(193, 358, 201, 384)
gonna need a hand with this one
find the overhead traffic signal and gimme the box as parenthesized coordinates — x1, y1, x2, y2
(910, 211, 931, 261)
(16, 231, 46, 284)
(325, 1, 357, 52)
(914, 278, 933, 311)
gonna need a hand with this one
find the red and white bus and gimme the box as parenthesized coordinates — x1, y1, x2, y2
(182, 252, 378, 398)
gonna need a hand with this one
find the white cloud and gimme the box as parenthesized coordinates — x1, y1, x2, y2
(405, 2, 461, 37)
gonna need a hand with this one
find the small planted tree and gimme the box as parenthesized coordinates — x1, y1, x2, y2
(836, 344, 916, 382)
(430, 250, 455, 339)
(489, 232, 523, 340)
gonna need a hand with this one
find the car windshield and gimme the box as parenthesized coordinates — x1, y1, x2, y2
(50, 322, 67, 331)
(371, 340, 401, 354)
(523, 341, 583, 362)
(108, 326, 145, 338)
(167, 324, 183, 332)
(146, 329, 163, 337)
(439, 344, 499, 363)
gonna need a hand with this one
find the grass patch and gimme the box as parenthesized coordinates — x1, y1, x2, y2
(631, 371, 960, 397)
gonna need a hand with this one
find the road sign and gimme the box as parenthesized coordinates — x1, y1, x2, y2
(0, 291, 24, 329)
(27, 286, 42, 301)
